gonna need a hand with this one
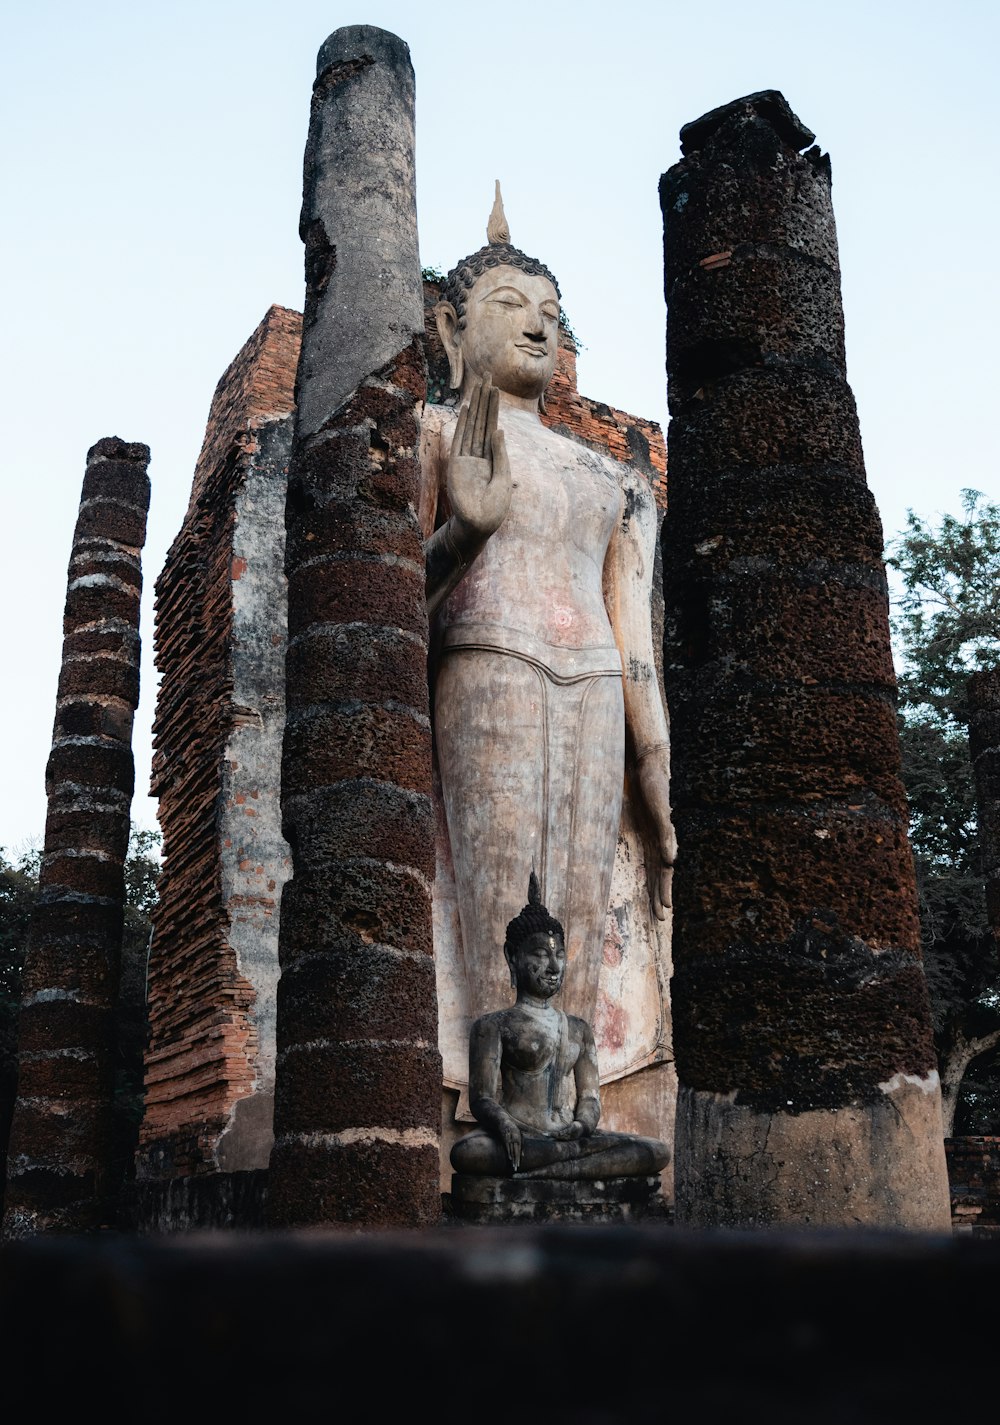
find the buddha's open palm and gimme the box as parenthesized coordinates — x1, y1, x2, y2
(447, 375, 511, 540)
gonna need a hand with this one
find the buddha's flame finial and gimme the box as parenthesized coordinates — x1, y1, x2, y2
(487, 180, 511, 246)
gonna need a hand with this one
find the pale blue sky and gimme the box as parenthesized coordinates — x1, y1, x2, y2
(2, 0, 998, 848)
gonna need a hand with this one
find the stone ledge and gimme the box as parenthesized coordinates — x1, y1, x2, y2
(1, 1228, 998, 1422)
(449, 1172, 666, 1224)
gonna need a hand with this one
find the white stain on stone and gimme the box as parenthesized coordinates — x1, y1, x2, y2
(877, 1069, 941, 1096)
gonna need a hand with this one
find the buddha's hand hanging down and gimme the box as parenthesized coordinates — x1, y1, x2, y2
(424, 374, 510, 617)
(493, 1109, 523, 1174)
(635, 743, 677, 920)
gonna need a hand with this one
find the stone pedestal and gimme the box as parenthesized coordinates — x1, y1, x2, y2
(449, 1173, 666, 1225)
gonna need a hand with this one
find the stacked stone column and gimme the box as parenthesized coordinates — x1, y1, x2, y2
(3, 437, 150, 1235)
(660, 92, 951, 1227)
(969, 671, 1000, 947)
(266, 26, 441, 1226)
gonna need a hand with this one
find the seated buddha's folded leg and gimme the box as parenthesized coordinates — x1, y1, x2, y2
(519, 1131, 670, 1181)
(451, 1128, 670, 1181)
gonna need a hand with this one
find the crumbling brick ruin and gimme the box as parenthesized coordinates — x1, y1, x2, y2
(4, 438, 150, 1235)
(139, 307, 299, 1182)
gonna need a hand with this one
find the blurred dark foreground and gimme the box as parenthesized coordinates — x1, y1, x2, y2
(1, 1225, 993, 1423)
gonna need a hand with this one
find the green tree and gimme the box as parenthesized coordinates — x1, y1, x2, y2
(116, 825, 162, 1167)
(122, 825, 161, 955)
(0, 845, 41, 1186)
(0, 827, 160, 989)
(888, 489, 1000, 1135)
(0, 845, 40, 994)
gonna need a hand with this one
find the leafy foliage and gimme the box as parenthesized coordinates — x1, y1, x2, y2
(891, 489, 1000, 715)
(887, 490, 1000, 1132)
(0, 845, 42, 1185)
(959, 1046, 1000, 1134)
(557, 308, 583, 354)
(0, 846, 39, 1005)
(123, 825, 161, 956)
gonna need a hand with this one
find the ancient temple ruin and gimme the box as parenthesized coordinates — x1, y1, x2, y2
(1, 26, 965, 1239)
(132, 37, 949, 1233)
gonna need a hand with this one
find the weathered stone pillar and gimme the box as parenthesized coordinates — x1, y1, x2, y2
(266, 26, 440, 1226)
(660, 92, 951, 1228)
(3, 437, 150, 1235)
(969, 670, 1000, 945)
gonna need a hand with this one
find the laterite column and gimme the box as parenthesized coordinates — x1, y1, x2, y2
(267, 26, 441, 1226)
(660, 92, 951, 1227)
(3, 438, 150, 1235)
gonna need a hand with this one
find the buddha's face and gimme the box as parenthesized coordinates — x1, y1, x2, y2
(451, 266, 560, 401)
(510, 931, 566, 1000)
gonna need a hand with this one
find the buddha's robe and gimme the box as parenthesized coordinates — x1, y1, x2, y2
(420, 403, 670, 1110)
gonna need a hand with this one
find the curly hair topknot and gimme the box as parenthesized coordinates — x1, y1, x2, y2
(440, 243, 561, 329)
(505, 871, 565, 956)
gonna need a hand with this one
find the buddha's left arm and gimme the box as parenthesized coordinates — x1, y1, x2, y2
(572, 1020, 601, 1136)
(604, 467, 677, 919)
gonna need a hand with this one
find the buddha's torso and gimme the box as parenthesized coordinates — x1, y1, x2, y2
(496, 1003, 579, 1134)
(436, 404, 624, 652)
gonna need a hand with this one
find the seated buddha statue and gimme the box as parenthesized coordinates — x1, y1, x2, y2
(450, 874, 670, 1180)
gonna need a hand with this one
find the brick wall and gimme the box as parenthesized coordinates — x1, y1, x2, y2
(139, 307, 299, 1178)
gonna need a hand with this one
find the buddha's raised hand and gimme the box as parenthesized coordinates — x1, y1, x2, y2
(446, 374, 511, 541)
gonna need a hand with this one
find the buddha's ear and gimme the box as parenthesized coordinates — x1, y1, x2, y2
(503, 944, 517, 991)
(434, 300, 463, 390)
